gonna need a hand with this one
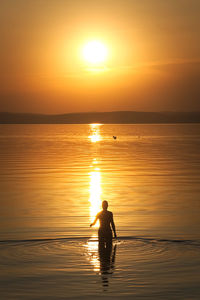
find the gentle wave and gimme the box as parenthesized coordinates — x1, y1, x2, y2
(0, 236, 199, 247)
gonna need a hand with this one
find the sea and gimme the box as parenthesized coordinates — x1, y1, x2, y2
(0, 124, 200, 299)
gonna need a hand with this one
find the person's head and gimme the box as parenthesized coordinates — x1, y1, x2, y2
(102, 200, 108, 210)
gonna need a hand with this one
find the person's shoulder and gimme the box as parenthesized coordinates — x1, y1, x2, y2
(107, 210, 113, 216)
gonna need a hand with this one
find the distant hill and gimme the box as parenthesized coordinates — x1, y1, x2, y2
(0, 111, 200, 124)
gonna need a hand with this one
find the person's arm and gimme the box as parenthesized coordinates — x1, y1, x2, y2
(111, 213, 117, 238)
(90, 213, 99, 227)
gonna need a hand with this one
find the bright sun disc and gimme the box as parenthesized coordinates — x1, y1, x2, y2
(82, 41, 108, 64)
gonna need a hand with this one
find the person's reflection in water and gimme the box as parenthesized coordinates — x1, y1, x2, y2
(99, 243, 117, 289)
(90, 200, 117, 289)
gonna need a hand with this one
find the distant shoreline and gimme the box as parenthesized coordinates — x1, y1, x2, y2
(1, 111, 200, 124)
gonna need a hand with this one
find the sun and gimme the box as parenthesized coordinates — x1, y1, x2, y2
(82, 40, 108, 65)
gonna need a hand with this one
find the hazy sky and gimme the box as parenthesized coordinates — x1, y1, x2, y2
(0, 0, 200, 113)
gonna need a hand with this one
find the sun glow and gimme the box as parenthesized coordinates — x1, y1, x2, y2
(82, 40, 108, 65)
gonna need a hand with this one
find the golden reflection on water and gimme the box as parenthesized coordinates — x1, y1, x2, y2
(88, 124, 102, 226)
(88, 124, 102, 143)
(88, 124, 102, 227)
(87, 124, 117, 289)
(84, 236, 100, 272)
(89, 168, 101, 226)
(84, 237, 117, 289)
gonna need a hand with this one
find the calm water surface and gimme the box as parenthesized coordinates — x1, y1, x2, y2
(0, 124, 200, 299)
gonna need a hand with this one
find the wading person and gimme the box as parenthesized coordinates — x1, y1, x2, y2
(90, 200, 117, 247)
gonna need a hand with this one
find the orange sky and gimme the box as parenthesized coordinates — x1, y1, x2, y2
(0, 0, 200, 113)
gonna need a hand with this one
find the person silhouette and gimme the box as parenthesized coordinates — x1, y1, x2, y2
(90, 200, 117, 247)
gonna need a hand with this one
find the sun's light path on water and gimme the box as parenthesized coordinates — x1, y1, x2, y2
(88, 124, 102, 227)
(89, 169, 101, 227)
(84, 237, 100, 272)
(88, 124, 102, 143)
